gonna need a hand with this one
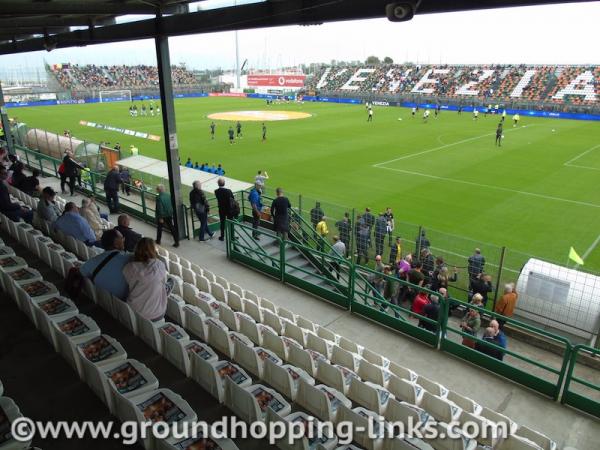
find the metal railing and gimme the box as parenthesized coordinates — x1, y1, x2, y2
(561, 345, 600, 418)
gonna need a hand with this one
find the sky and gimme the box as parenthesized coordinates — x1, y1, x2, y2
(1, 1, 599, 74)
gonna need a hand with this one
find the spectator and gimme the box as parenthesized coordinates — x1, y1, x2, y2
(415, 229, 430, 251)
(36, 187, 62, 223)
(0, 166, 33, 223)
(53, 202, 98, 246)
(104, 165, 122, 213)
(405, 261, 425, 303)
(80, 229, 131, 300)
(155, 184, 179, 248)
(114, 214, 142, 252)
(315, 216, 329, 251)
(9, 163, 26, 189)
(382, 265, 399, 317)
(216, 164, 225, 176)
(475, 327, 503, 360)
(255, 170, 269, 187)
(62, 151, 81, 196)
(495, 283, 518, 324)
(363, 207, 375, 231)
(421, 294, 440, 331)
(329, 236, 346, 280)
(389, 236, 402, 265)
(356, 222, 370, 265)
(190, 180, 213, 242)
(420, 248, 435, 284)
(460, 308, 481, 348)
(335, 214, 351, 251)
(271, 187, 291, 241)
(184, 158, 193, 168)
(122, 238, 170, 321)
(384, 207, 395, 245)
(490, 319, 508, 360)
(20, 168, 41, 197)
(374, 213, 387, 257)
(310, 202, 324, 228)
(430, 266, 458, 292)
(248, 182, 263, 240)
(119, 166, 131, 196)
(369, 254, 385, 296)
(468, 248, 486, 283)
(214, 177, 235, 241)
(471, 273, 493, 308)
(412, 290, 429, 316)
(80, 197, 105, 240)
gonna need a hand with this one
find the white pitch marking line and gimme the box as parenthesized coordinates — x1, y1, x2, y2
(563, 143, 600, 167)
(375, 166, 600, 209)
(373, 125, 533, 167)
(577, 234, 600, 268)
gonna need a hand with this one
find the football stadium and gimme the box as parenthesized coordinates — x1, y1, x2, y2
(0, 1, 599, 450)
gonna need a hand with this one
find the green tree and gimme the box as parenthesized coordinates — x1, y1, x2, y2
(365, 56, 381, 65)
(383, 56, 394, 64)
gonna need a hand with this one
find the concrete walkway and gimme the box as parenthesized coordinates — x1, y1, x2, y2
(30, 174, 600, 449)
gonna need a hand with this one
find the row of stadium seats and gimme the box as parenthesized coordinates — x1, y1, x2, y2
(0, 187, 558, 450)
(307, 64, 598, 105)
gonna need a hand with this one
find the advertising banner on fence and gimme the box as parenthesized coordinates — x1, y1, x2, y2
(208, 92, 247, 98)
(79, 120, 161, 141)
(247, 75, 306, 88)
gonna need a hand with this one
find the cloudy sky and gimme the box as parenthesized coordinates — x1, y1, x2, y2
(1, 1, 599, 74)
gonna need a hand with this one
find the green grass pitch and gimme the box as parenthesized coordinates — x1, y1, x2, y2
(10, 97, 600, 274)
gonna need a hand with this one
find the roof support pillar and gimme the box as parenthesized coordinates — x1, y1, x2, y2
(0, 82, 15, 155)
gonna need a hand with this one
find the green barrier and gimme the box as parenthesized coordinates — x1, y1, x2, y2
(561, 345, 600, 418)
(440, 299, 572, 400)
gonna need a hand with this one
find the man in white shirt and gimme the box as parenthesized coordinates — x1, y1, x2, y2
(255, 170, 269, 187)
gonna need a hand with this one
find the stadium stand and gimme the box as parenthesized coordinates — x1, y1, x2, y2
(49, 64, 198, 90)
(306, 64, 599, 105)
(0, 179, 560, 450)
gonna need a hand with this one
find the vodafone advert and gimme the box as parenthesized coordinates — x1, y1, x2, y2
(247, 74, 306, 88)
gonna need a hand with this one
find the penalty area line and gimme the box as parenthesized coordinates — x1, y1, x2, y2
(374, 166, 600, 209)
(372, 125, 533, 167)
(563, 144, 600, 170)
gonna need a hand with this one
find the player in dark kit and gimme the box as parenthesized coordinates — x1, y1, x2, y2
(228, 126, 235, 144)
(210, 122, 216, 140)
(262, 123, 267, 141)
(495, 122, 503, 147)
(236, 121, 243, 139)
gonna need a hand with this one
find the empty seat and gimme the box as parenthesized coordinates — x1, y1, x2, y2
(316, 326, 339, 344)
(210, 282, 228, 303)
(316, 360, 357, 395)
(284, 322, 309, 347)
(160, 323, 190, 373)
(425, 422, 477, 450)
(259, 297, 277, 313)
(182, 305, 207, 340)
(296, 316, 316, 333)
(266, 408, 338, 450)
(384, 436, 434, 450)
(389, 361, 418, 383)
(181, 267, 196, 285)
(223, 379, 261, 423)
(348, 378, 393, 415)
(307, 333, 332, 359)
(136, 315, 165, 353)
(278, 306, 297, 323)
(388, 375, 425, 406)
(195, 274, 212, 294)
(421, 391, 462, 423)
(446, 390, 482, 415)
(220, 304, 240, 331)
(191, 358, 251, 403)
(53, 314, 101, 372)
(331, 345, 360, 372)
(208, 320, 235, 358)
(497, 435, 546, 450)
(234, 341, 281, 378)
(185, 340, 218, 364)
(203, 269, 216, 283)
(244, 299, 263, 323)
(169, 260, 183, 278)
(514, 426, 557, 450)
(238, 313, 263, 346)
(112, 298, 138, 334)
(182, 282, 200, 305)
(480, 406, 518, 434)
(384, 398, 432, 430)
(358, 360, 391, 388)
(166, 294, 186, 326)
(288, 345, 325, 377)
(335, 404, 386, 450)
(263, 332, 289, 361)
(296, 379, 347, 422)
(244, 290, 259, 304)
(262, 308, 284, 334)
(229, 282, 245, 298)
(77, 334, 127, 398)
(416, 375, 448, 398)
(457, 410, 502, 448)
(263, 359, 300, 401)
(215, 275, 230, 290)
(362, 348, 390, 368)
(227, 290, 245, 312)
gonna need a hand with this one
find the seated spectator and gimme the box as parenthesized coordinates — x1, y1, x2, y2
(80, 198, 105, 239)
(475, 327, 503, 360)
(9, 162, 26, 189)
(490, 319, 507, 360)
(216, 164, 225, 176)
(80, 229, 131, 300)
(114, 214, 142, 252)
(20, 169, 42, 197)
(460, 308, 481, 348)
(36, 187, 62, 223)
(122, 238, 170, 321)
(0, 166, 33, 223)
(53, 201, 98, 246)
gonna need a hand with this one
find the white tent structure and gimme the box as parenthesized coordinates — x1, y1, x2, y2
(116, 155, 252, 194)
(515, 258, 600, 345)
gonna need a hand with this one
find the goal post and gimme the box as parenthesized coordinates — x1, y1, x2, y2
(98, 89, 132, 103)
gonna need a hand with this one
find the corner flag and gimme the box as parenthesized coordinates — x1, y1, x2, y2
(569, 247, 584, 265)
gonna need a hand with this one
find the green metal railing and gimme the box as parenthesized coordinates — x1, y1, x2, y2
(561, 345, 600, 418)
(226, 218, 588, 406)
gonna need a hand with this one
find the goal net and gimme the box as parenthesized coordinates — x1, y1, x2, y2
(99, 89, 132, 103)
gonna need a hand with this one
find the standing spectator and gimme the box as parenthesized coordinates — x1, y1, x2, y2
(120, 166, 131, 196)
(374, 213, 387, 257)
(495, 283, 518, 327)
(114, 214, 142, 252)
(420, 248, 435, 285)
(189, 180, 213, 242)
(421, 294, 440, 332)
(383, 207, 395, 245)
(123, 238, 170, 321)
(310, 202, 324, 228)
(36, 187, 61, 223)
(335, 215, 351, 252)
(382, 265, 399, 316)
(271, 187, 291, 241)
(255, 170, 269, 187)
(58, 159, 67, 194)
(20, 168, 41, 196)
(0, 166, 33, 223)
(53, 202, 98, 246)
(412, 290, 429, 316)
(248, 182, 263, 240)
(104, 165, 122, 213)
(415, 229, 430, 252)
(369, 255, 385, 296)
(389, 236, 402, 265)
(329, 236, 346, 280)
(315, 216, 329, 251)
(460, 308, 481, 348)
(356, 222, 370, 265)
(363, 207, 375, 232)
(490, 319, 507, 360)
(214, 178, 235, 241)
(471, 273, 493, 308)
(62, 151, 81, 196)
(430, 266, 458, 292)
(80, 197, 105, 240)
(155, 184, 179, 247)
(405, 261, 425, 303)
(468, 248, 486, 284)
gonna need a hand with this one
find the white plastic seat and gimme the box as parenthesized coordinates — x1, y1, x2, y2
(480, 406, 518, 434)
(317, 326, 339, 344)
(168, 260, 183, 278)
(182, 282, 200, 305)
(416, 375, 448, 398)
(182, 305, 206, 340)
(446, 390, 482, 415)
(425, 422, 477, 450)
(278, 306, 297, 323)
(316, 360, 357, 395)
(497, 435, 546, 450)
(384, 398, 432, 430)
(263, 331, 289, 361)
(202, 269, 216, 283)
(156, 434, 240, 450)
(389, 361, 418, 383)
(181, 267, 196, 286)
(235, 341, 282, 378)
(208, 320, 235, 357)
(32, 296, 78, 347)
(166, 294, 186, 326)
(53, 314, 101, 372)
(388, 374, 425, 406)
(331, 345, 360, 372)
(296, 316, 316, 333)
(457, 410, 501, 447)
(195, 274, 211, 294)
(160, 323, 190, 371)
(288, 345, 324, 377)
(113, 298, 138, 334)
(336, 405, 388, 450)
(97, 288, 116, 317)
(296, 379, 347, 422)
(259, 297, 277, 313)
(223, 379, 260, 423)
(167, 251, 180, 263)
(136, 315, 165, 353)
(338, 336, 362, 354)
(362, 348, 390, 369)
(421, 391, 462, 423)
(263, 359, 300, 401)
(226, 290, 244, 312)
(229, 282, 245, 298)
(384, 436, 434, 450)
(244, 290, 259, 304)
(514, 426, 557, 450)
(219, 304, 240, 331)
(348, 378, 393, 415)
(284, 321, 309, 347)
(261, 308, 284, 334)
(358, 360, 392, 388)
(232, 381, 291, 422)
(0, 396, 33, 449)
(244, 299, 263, 323)
(210, 281, 228, 303)
(307, 333, 332, 359)
(238, 314, 263, 346)
(215, 275, 230, 290)
(185, 340, 218, 364)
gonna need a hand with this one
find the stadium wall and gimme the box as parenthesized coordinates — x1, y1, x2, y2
(4, 91, 600, 121)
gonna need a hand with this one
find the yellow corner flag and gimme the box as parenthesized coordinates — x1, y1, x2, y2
(569, 247, 584, 265)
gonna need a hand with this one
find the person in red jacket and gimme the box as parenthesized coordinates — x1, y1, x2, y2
(412, 290, 429, 316)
